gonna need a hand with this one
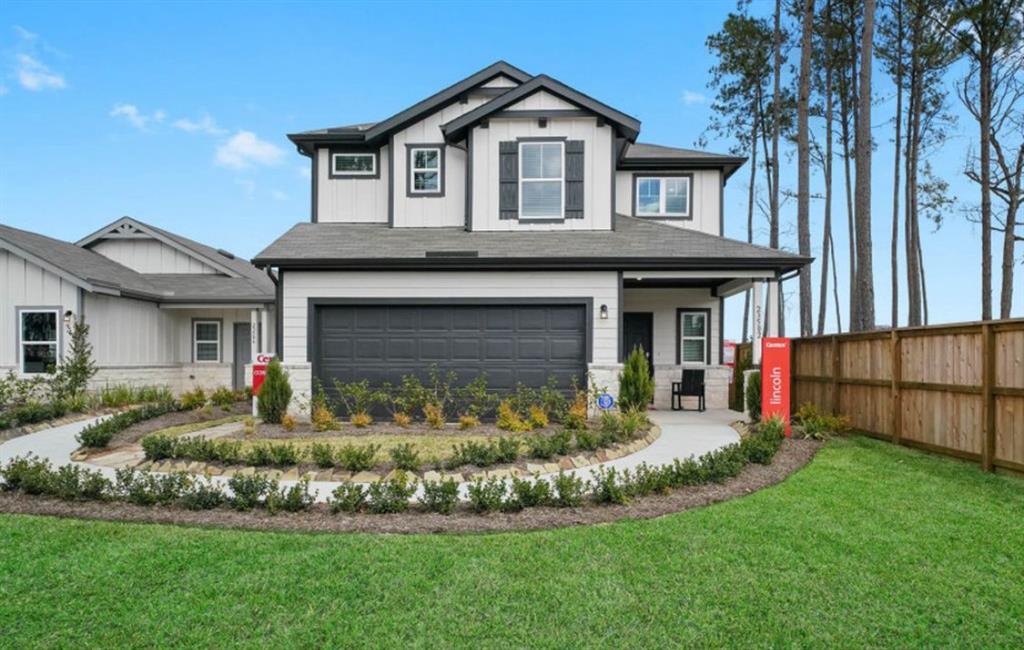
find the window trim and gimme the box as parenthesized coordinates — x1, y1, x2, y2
(192, 319, 222, 364)
(405, 143, 445, 197)
(329, 150, 379, 179)
(675, 308, 711, 365)
(632, 173, 693, 219)
(518, 139, 565, 220)
(16, 307, 60, 375)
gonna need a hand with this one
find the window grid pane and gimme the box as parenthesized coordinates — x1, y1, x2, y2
(196, 342, 219, 362)
(682, 339, 705, 363)
(22, 312, 57, 342)
(22, 343, 57, 373)
(413, 149, 439, 170)
(637, 178, 661, 214)
(195, 323, 219, 342)
(521, 143, 562, 180)
(521, 181, 562, 217)
(414, 171, 439, 191)
(334, 154, 374, 173)
(665, 178, 688, 214)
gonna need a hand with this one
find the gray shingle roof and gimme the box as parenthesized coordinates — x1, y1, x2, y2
(623, 142, 742, 160)
(254, 216, 810, 272)
(0, 222, 273, 303)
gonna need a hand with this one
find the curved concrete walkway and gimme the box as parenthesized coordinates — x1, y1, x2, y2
(0, 410, 740, 503)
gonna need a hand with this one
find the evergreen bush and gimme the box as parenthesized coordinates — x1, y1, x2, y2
(618, 346, 654, 411)
(257, 358, 292, 424)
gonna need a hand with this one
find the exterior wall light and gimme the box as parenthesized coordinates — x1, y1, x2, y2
(599, 304, 609, 320)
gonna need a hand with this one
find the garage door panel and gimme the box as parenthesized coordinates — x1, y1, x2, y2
(315, 304, 586, 406)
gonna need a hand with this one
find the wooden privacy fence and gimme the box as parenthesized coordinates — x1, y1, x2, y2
(791, 319, 1024, 475)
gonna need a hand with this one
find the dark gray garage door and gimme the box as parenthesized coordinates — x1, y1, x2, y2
(313, 303, 588, 396)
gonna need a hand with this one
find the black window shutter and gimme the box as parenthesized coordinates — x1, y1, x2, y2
(499, 141, 518, 220)
(565, 140, 584, 219)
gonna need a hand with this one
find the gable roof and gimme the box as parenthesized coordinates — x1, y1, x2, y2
(287, 61, 531, 153)
(619, 142, 748, 179)
(441, 74, 642, 143)
(253, 215, 809, 273)
(0, 220, 274, 303)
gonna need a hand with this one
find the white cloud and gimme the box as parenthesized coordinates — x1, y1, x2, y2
(109, 103, 165, 130)
(681, 90, 707, 105)
(215, 131, 284, 169)
(13, 25, 38, 42)
(173, 114, 226, 136)
(271, 190, 288, 201)
(15, 53, 65, 91)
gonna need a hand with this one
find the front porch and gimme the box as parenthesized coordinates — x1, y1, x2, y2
(618, 270, 781, 411)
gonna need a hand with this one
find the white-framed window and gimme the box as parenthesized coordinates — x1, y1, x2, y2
(679, 310, 708, 364)
(636, 175, 691, 217)
(18, 309, 59, 374)
(519, 141, 564, 219)
(410, 146, 442, 193)
(332, 152, 376, 176)
(193, 320, 221, 362)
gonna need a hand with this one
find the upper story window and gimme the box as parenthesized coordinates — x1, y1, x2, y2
(519, 141, 564, 219)
(635, 175, 691, 218)
(407, 145, 444, 196)
(18, 309, 59, 374)
(331, 152, 376, 177)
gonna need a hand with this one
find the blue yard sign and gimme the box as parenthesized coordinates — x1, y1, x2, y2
(597, 393, 615, 410)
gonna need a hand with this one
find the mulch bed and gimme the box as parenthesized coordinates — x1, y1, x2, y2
(0, 438, 822, 535)
(252, 421, 571, 440)
(107, 402, 251, 446)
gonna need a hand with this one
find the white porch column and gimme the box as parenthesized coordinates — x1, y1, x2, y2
(767, 279, 780, 338)
(249, 309, 259, 362)
(752, 280, 764, 365)
(260, 307, 270, 355)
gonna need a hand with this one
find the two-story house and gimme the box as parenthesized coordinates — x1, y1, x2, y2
(254, 61, 808, 411)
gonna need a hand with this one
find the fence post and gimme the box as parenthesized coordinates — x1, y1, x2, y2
(830, 335, 840, 415)
(981, 323, 995, 472)
(891, 329, 902, 445)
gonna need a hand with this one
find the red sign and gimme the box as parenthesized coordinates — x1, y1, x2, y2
(251, 353, 273, 395)
(761, 338, 792, 436)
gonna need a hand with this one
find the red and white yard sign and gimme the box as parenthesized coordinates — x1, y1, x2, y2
(761, 338, 792, 436)
(251, 353, 273, 395)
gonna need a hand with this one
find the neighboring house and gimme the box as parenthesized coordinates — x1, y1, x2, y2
(0, 217, 275, 393)
(255, 61, 810, 411)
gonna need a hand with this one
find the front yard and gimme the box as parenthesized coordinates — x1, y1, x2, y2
(1, 435, 1021, 646)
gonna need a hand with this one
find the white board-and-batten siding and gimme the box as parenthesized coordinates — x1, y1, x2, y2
(90, 239, 218, 274)
(0, 248, 79, 368)
(614, 169, 722, 236)
(622, 288, 721, 366)
(281, 271, 620, 366)
(316, 145, 390, 224)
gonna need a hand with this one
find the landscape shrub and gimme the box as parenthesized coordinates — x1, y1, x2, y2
(624, 462, 671, 498)
(392, 412, 412, 427)
(50, 317, 97, 400)
(467, 476, 506, 513)
(563, 391, 589, 431)
(700, 444, 747, 483)
(742, 416, 786, 464)
(245, 443, 275, 467)
(266, 479, 314, 513)
(210, 387, 237, 410)
(281, 414, 296, 432)
(389, 443, 421, 471)
(552, 471, 586, 507)
(50, 464, 111, 501)
(745, 371, 762, 422)
(507, 476, 552, 509)
(395, 374, 430, 423)
(332, 379, 384, 424)
(329, 482, 367, 513)
(493, 436, 521, 463)
(538, 377, 570, 423)
(525, 433, 556, 459)
(454, 375, 497, 420)
(574, 428, 600, 451)
(350, 412, 373, 428)
(257, 358, 292, 424)
(618, 347, 654, 411)
(591, 466, 629, 505)
(115, 468, 191, 506)
(448, 440, 496, 468)
(458, 414, 480, 430)
(227, 474, 276, 511)
(336, 443, 380, 472)
(496, 400, 530, 432)
(423, 403, 446, 429)
(180, 479, 226, 510)
(366, 472, 416, 514)
(268, 442, 300, 466)
(423, 366, 457, 420)
(527, 405, 549, 429)
(309, 442, 335, 469)
(0, 455, 54, 494)
(77, 401, 179, 449)
(180, 387, 208, 410)
(419, 478, 460, 514)
(793, 403, 850, 440)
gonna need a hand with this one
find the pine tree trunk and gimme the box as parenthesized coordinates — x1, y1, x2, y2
(770, 0, 783, 251)
(743, 107, 759, 342)
(905, 9, 922, 327)
(890, 0, 903, 328)
(842, 23, 859, 330)
(853, 0, 876, 331)
(818, 6, 835, 336)
(797, 0, 815, 336)
(979, 37, 993, 321)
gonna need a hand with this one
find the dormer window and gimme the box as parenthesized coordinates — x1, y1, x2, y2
(407, 145, 444, 196)
(519, 141, 564, 219)
(331, 152, 377, 177)
(634, 174, 692, 218)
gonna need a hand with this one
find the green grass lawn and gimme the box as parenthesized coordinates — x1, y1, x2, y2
(1, 436, 1022, 647)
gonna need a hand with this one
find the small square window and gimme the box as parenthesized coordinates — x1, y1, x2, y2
(193, 321, 220, 363)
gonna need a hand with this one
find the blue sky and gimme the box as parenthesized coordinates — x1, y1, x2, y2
(0, 0, 1019, 339)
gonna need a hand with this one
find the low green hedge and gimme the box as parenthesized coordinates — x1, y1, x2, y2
(2, 420, 787, 516)
(76, 401, 181, 449)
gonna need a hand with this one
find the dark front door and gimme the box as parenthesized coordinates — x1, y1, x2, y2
(233, 323, 252, 390)
(623, 312, 654, 376)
